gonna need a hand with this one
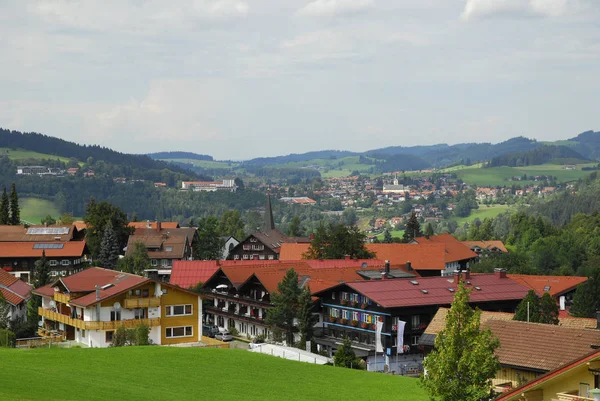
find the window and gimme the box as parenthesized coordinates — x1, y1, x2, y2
(50, 271, 58, 277)
(134, 309, 146, 319)
(135, 289, 141, 296)
(110, 311, 121, 321)
(341, 292, 349, 300)
(166, 326, 194, 338)
(411, 336, 419, 346)
(268, 255, 274, 260)
(61, 260, 71, 266)
(362, 313, 371, 323)
(162, 289, 168, 295)
(331, 292, 336, 300)
(234, 255, 240, 260)
(151, 259, 158, 266)
(165, 246, 173, 252)
(49, 260, 58, 266)
(411, 315, 420, 329)
(141, 289, 149, 298)
(165, 304, 193, 317)
(352, 311, 359, 321)
(259, 255, 265, 260)
(351, 293, 359, 303)
(242, 254, 249, 260)
(105, 331, 114, 343)
(329, 308, 340, 318)
(342, 310, 349, 320)
(81, 329, 85, 338)
(161, 259, 168, 267)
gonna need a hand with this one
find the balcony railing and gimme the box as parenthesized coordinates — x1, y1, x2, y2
(53, 292, 71, 304)
(555, 392, 593, 401)
(39, 307, 161, 331)
(123, 297, 161, 308)
(203, 290, 271, 307)
(85, 318, 161, 331)
(38, 308, 86, 330)
(205, 306, 268, 325)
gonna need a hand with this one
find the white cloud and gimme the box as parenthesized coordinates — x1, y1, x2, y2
(296, 0, 374, 17)
(461, 0, 572, 20)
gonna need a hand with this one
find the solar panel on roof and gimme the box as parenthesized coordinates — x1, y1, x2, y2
(33, 243, 64, 249)
(543, 285, 551, 291)
(27, 227, 70, 235)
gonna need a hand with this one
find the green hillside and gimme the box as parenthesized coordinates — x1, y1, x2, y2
(0, 147, 72, 164)
(19, 197, 60, 225)
(454, 164, 595, 186)
(161, 158, 240, 169)
(0, 347, 426, 401)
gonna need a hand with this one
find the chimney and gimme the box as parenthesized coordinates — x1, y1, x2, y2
(146, 220, 151, 229)
(216, 260, 221, 267)
(385, 260, 390, 275)
(494, 268, 507, 279)
(309, 233, 315, 240)
(406, 261, 412, 271)
(344, 254, 350, 260)
(156, 221, 162, 232)
(461, 270, 471, 280)
(95, 285, 100, 300)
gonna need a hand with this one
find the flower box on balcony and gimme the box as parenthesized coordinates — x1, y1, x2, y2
(341, 318, 348, 324)
(350, 320, 358, 327)
(360, 322, 369, 329)
(341, 299, 348, 306)
(360, 303, 368, 309)
(351, 301, 359, 308)
(329, 316, 336, 323)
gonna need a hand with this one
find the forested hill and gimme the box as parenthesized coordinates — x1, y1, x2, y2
(244, 150, 358, 166)
(147, 151, 213, 161)
(485, 145, 588, 168)
(567, 130, 600, 159)
(0, 128, 197, 179)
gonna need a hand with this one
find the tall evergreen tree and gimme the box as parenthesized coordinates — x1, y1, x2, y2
(334, 337, 360, 369)
(97, 221, 121, 269)
(513, 290, 541, 323)
(571, 271, 600, 318)
(0, 187, 9, 225)
(266, 268, 302, 345)
(195, 217, 225, 260)
(297, 285, 318, 349)
(539, 292, 559, 325)
(287, 216, 303, 237)
(424, 223, 435, 238)
(32, 251, 51, 289)
(402, 212, 421, 243)
(383, 229, 393, 244)
(9, 183, 19, 225)
(421, 283, 499, 401)
(84, 198, 131, 259)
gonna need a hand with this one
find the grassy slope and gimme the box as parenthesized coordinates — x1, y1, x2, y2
(19, 197, 60, 224)
(0, 347, 426, 401)
(160, 158, 239, 169)
(454, 164, 595, 186)
(0, 147, 72, 164)
(451, 204, 514, 224)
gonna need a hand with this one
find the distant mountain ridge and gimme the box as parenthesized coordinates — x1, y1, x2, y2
(147, 151, 213, 161)
(486, 145, 588, 168)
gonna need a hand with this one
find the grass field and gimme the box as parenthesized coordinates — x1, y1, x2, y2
(0, 347, 426, 401)
(19, 197, 60, 224)
(0, 147, 73, 164)
(451, 204, 515, 224)
(454, 164, 595, 186)
(376, 229, 405, 240)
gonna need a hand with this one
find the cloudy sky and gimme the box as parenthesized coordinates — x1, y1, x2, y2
(0, 0, 599, 160)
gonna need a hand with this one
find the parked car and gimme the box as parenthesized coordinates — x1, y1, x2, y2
(215, 330, 233, 342)
(202, 324, 219, 338)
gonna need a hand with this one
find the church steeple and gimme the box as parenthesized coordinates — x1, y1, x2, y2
(264, 194, 275, 231)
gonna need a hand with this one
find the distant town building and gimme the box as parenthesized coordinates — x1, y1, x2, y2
(16, 166, 63, 176)
(279, 196, 317, 205)
(382, 176, 406, 194)
(181, 179, 237, 192)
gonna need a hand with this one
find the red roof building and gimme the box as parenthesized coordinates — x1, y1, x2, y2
(0, 268, 31, 322)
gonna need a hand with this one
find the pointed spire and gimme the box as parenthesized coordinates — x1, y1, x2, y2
(264, 194, 275, 231)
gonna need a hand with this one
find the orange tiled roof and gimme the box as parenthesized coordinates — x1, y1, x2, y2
(279, 243, 310, 260)
(414, 233, 478, 263)
(0, 241, 86, 258)
(366, 243, 447, 270)
(128, 221, 180, 230)
(508, 274, 587, 297)
(462, 240, 508, 253)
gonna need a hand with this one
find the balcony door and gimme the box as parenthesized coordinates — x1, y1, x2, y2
(110, 311, 121, 322)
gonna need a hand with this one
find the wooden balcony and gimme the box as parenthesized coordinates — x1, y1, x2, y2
(123, 297, 161, 309)
(39, 307, 86, 330)
(555, 392, 593, 401)
(53, 292, 71, 304)
(84, 318, 161, 331)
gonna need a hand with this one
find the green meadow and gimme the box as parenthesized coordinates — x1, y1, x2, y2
(0, 347, 427, 401)
(19, 197, 61, 225)
(454, 164, 595, 187)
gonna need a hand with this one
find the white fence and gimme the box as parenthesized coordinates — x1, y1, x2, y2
(249, 343, 330, 365)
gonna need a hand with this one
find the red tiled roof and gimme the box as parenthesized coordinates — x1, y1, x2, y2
(366, 243, 447, 270)
(495, 348, 600, 401)
(33, 267, 150, 307)
(170, 261, 220, 289)
(279, 243, 310, 260)
(0, 268, 31, 305)
(128, 221, 180, 230)
(332, 273, 530, 308)
(73, 221, 87, 231)
(414, 233, 478, 263)
(0, 241, 86, 258)
(508, 274, 587, 297)
(462, 240, 508, 253)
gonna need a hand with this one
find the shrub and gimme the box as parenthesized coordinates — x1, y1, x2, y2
(134, 324, 150, 346)
(112, 326, 130, 347)
(229, 327, 239, 337)
(0, 328, 16, 347)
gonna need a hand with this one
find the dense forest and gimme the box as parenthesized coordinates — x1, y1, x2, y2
(0, 128, 199, 182)
(485, 145, 587, 168)
(147, 151, 213, 161)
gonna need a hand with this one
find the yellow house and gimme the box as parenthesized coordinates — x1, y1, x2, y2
(33, 267, 202, 347)
(495, 349, 600, 401)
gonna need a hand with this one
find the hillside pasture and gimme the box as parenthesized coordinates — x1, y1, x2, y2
(19, 197, 60, 225)
(451, 204, 515, 225)
(454, 164, 594, 186)
(0, 347, 427, 401)
(160, 158, 239, 169)
(0, 147, 73, 164)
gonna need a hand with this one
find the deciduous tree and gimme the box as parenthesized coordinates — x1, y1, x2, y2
(84, 198, 131, 258)
(287, 216, 303, 237)
(513, 290, 541, 323)
(304, 222, 374, 259)
(118, 242, 150, 275)
(421, 283, 499, 401)
(195, 217, 225, 260)
(539, 292, 559, 325)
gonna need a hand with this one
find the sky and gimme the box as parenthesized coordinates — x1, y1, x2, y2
(0, 0, 599, 160)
